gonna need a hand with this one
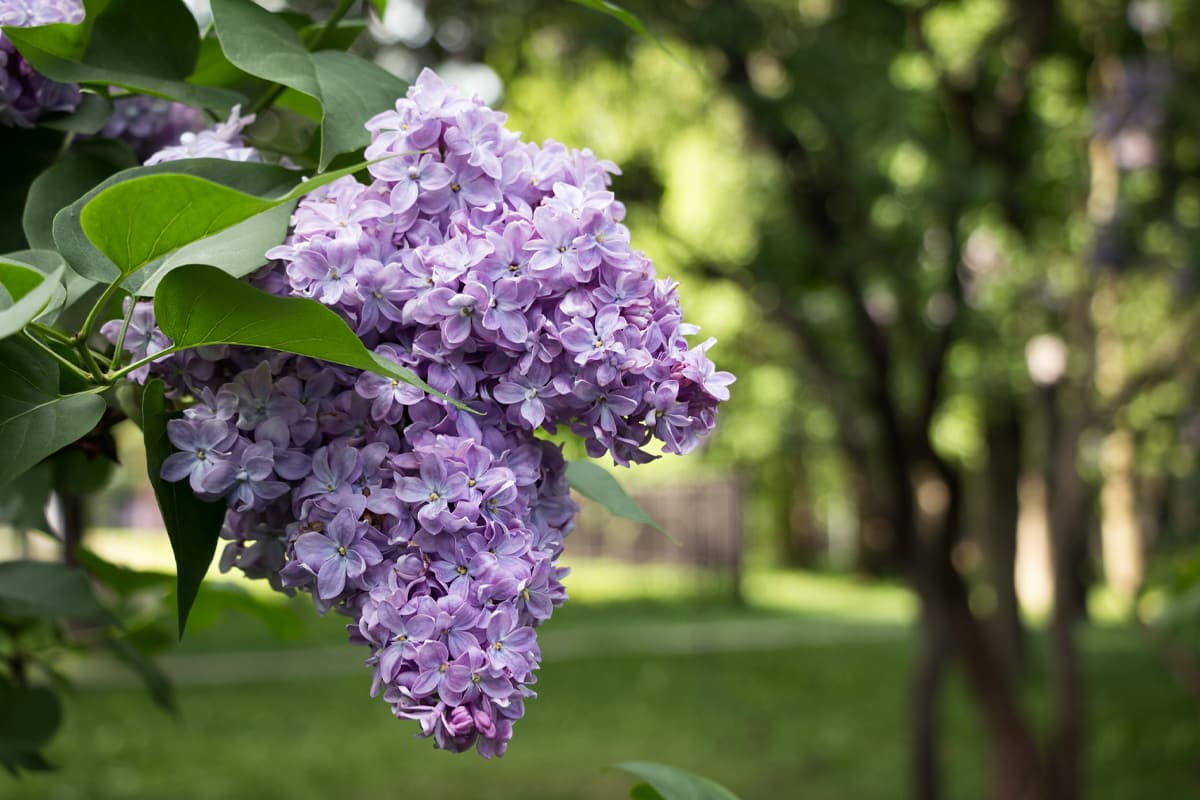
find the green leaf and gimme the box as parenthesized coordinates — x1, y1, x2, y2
(566, 460, 671, 539)
(0, 338, 105, 488)
(75, 158, 375, 285)
(140, 379, 227, 638)
(569, 0, 656, 41)
(0, 560, 106, 619)
(23, 139, 137, 252)
(309, 50, 409, 169)
(211, 0, 407, 168)
(3, 0, 244, 110)
(80, 174, 280, 276)
(0, 677, 61, 774)
(0, 259, 65, 340)
(369, 0, 387, 16)
(26, 146, 135, 250)
(153, 265, 465, 408)
(38, 91, 114, 134)
(136, 203, 296, 296)
(0, 464, 52, 533)
(615, 763, 741, 800)
(0, 250, 70, 329)
(53, 158, 299, 283)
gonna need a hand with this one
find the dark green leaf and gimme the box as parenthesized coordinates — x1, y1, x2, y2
(108, 636, 176, 713)
(140, 379, 227, 638)
(310, 50, 408, 169)
(0, 338, 105, 488)
(23, 138, 137, 252)
(50, 447, 115, 495)
(3, 0, 243, 110)
(211, 0, 407, 168)
(0, 259, 65, 340)
(37, 91, 113, 134)
(154, 265, 464, 408)
(0, 677, 61, 774)
(615, 763, 740, 800)
(566, 460, 671, 538)
(0, 560, 105, 619)
(631, 784, 666, 800)
(0, 464, 52, 533)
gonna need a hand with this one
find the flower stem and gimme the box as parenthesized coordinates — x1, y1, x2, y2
(107, 345, 182, 382)
(21, 329, 94, 383)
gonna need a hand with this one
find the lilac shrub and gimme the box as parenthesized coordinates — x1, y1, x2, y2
(108, 69, 732, 757)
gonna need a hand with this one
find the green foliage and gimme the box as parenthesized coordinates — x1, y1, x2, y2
(210, 0, 407, 168)
(0, 560, 105, 620)
(139, 379, 227, 637)
(0, 679, 60, 774)
(53, 158, 298, 284)
(569, 0, 655, 42)
(3, 0, 243, 109)
(23, 139, 137, 252)
(0, 259, 64, 340)
(566, 460, 669, 538)
(0, 339, 105, 488)
(616, 762, 740, 800)
(153, 265, 447, 401)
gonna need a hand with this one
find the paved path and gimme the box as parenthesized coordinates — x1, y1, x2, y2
(70, 617, 905, 689)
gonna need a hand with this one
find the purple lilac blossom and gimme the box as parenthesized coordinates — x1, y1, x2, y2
(110, 68, 732, 758)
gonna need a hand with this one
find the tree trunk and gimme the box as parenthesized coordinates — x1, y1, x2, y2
(983, 403, 1025, 673)
(912, 605, 949, 800)
(1044, 386, 1089, 800)
(59, 492, 86, 566)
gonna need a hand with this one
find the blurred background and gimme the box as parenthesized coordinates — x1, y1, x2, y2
(4, 0, 1200, 797)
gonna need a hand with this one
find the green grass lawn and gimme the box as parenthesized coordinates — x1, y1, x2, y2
(6, 567, 1200, 800)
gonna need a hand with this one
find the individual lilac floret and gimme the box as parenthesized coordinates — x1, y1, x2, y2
(127, 67, 732, 759)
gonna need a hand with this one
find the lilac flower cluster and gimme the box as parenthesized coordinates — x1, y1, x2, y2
(111, 69, 731, 757)
(0, 0, 83, 128)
